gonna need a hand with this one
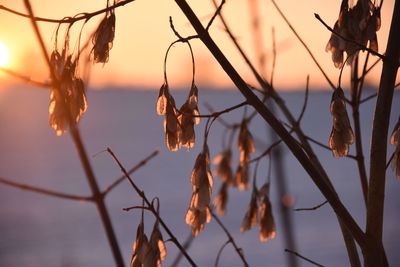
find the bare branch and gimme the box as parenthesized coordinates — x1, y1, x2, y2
(206, 0, 225, 31)
(211, 210, 249, 267)
(214, 240, 230, 267)
(0, 176, 93, 202)
(294, 200, 328, 211)
(271, 0, 335, 90)
(297, 75, 310, 124)
(170, 233, 195, 267)
(0, 67, 51, 88)
(359, 93, 378, 104)
(102, 150, 159, 196)
(0, 0, 136, 24)
(106, 148, 197, 267)
(285, 249, 326, 267)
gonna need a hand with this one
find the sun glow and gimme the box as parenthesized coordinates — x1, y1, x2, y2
(0, 42, 10, 67)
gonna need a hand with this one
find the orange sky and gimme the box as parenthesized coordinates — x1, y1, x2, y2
(0, 0, 394, 90)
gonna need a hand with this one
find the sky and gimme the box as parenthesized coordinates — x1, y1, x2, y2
(0, 0, 394, 90)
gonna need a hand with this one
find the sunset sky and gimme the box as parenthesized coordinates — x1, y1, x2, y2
(0, 0, 394, 90)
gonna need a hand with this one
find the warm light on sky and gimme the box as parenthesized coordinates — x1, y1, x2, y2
(0, 0, 394, 90)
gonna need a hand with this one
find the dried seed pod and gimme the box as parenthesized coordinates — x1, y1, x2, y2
(326, 0, 381, 67)
(185, 145, 213, 236)
(238, 120, 255, 163)
(92, 9, 116, 64)
(48, 49, 87, 136)
(213, 149, 233, 184)
(258, 183, 276, 242)
(179, 84, 200, 150)
(141, 222, 167, 267)
(214, 182, 228, 216)
(329, 87, 354, 157)
(234, 163, 250, 191)
(240, 188, 258, 233)
(130, 222, 150, 267)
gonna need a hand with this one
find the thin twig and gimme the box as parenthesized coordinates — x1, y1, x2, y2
(294, 200, 328, 211)
(106, 148, 197, 267)
(0, 67, 50, 88)
(102, 150, 159, 196)
(192, 101, 248, 118)
(214, 240, 230, 267)
(297, 75, 310, 124)
(170, 233, 195, 267)
(285, 249, 326, 267)
(363, 58, 382, 77)
(314, 13, 385, 60)
(306, 136, 331, 151)
(206, 0, 225, 31)
(211, 210, 249, 267)
(122, 205, 152, 212)
(1, 0, 136, 24)
(250, 138, 284, 163)
(359, 93, 378, 104)
(271, 0, 335, 90)
(386, 152, 395, 170)
(0, 176, 93, 202)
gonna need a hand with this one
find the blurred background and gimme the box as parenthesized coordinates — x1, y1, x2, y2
(0, 0, 399, 267)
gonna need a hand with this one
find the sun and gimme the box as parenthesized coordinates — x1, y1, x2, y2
(0, 42, 10, 67)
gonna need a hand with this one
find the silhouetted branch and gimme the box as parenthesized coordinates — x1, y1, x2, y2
(206, 0, 225, 31)
(294, 200, 328, 211)
(170, 232, 195, 267)
(250, 138, 285, 163)
(106, 147, 197, 267)
(193, 101, 248, 118)
(363, 58, 382, 77)
(211, 210, 249, 267)
(0, 67, 50, 88)
(1, 0, 136, 24)
(271, 0, 335, 90)
(297, 75, 310, 124)
(122, 205, 152, 212)
(102, 150, 159, 197)
(0, 176, 93, 202)
(285, 249, 326, 267)
(214, 240, 230, 267)
(314, 13, 385, 60)
(359, 93, 378, 104)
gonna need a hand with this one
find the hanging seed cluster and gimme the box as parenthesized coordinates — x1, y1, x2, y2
(326, 0, 381, 68)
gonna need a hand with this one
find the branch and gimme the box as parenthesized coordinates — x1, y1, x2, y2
(106, 148, 197, 267)
(174, 0, 367, 250)
(314, 13, 385, 60)
(214, 240, 230, 267)
(169, 233, 195, 267)
(284, 249, 326, 267)
(297, 75, 310, 124)
(211, 210, 249, 267)
(206, 0, 225, 31)
(0, 0, 136, 24)
(271, 0, 335, 90)
(0, 67, 51, 88)
(102, 150, 159, 197)
(192, 101, 248, 118)
(0, 176, 93, 202)
(294, 200, 328, 211)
